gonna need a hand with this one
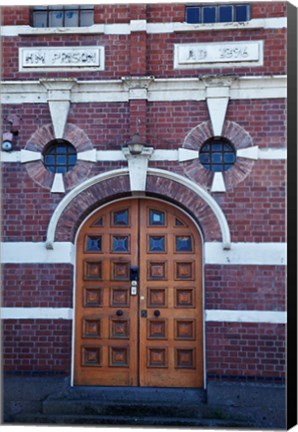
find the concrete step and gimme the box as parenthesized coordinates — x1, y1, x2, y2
(45, 386, 206, 404)
(43, 400, 205, 417)
(13, 413, 254, 427)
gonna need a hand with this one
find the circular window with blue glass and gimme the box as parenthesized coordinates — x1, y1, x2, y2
(43, 139, 77, 174)
(199, 137, 236, 172)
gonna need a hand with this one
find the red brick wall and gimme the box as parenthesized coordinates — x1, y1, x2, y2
(3, 264, 73, 308)
(206, 322, 285, 382)
(205, 265, 286, 311)
(3, 320, 72, 374)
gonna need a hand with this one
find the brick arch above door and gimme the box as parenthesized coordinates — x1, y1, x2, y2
(46, 168, 231, 249)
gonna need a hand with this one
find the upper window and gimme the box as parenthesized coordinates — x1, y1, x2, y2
(43, 139, 77, 174)
(31, 5, 94, 28)
(199, 137, 236, 172)
(185, 4, 250, 24)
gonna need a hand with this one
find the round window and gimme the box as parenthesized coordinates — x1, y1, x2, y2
(43, 139, 77, 174)
(199, 137, 236, 172)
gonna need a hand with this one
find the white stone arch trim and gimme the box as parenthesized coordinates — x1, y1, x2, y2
(45, 168, 231, 250)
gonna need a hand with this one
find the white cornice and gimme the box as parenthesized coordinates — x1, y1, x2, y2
(0, 17, 286, 37)
(0, 75, 287, 105)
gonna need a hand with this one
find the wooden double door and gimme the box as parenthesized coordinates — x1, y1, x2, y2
(74, 199, 203, 387)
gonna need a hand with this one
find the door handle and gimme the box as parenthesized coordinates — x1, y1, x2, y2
(116, 310, 124, 316)
(154, 310, 160, 317)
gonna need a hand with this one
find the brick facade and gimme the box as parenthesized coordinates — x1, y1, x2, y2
(2, 2, 286, 388)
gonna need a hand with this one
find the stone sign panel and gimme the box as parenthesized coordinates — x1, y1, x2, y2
(174, 41, 263, 69)
(19, 46, 105, 72)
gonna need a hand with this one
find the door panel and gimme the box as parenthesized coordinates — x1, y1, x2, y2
(139, 200, 203, 387)
(75, 199, 203, 387)
(75, 200, 139, 386)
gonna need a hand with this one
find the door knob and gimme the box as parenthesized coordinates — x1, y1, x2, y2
(154, 310, 160, 317)
(116, 310, 123, 316)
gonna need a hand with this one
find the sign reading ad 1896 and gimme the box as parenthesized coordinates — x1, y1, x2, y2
(19, 46, 105, 72)
(174, 41, 263, 69)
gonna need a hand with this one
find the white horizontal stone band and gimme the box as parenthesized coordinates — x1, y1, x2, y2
(1, 242, 287, 265)
(205, 310, 286, 324)
(0, 147, 287, 163)
(1, 242, 75, 264)
(1, 307, 73, 320)
(0, 307, 286, 324)
(0, 17, 287, 37)
(0, 75, 286, 104)
(205, 242, 287, 265)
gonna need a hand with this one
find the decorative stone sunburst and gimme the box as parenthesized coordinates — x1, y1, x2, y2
(23, 123, 94, 193)
(181, 120, 258, 192)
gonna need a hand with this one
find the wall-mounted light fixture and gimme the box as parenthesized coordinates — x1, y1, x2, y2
(2, 132, 14, 152)
(125, 133, 147, 155)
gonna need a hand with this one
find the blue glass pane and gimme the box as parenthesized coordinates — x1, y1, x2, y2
(149, 210, 165, 226)
(149, 236, 165, 252)
(57, 146, 65, 154)
(56, 166, 67, 174)
(203, 7, 216, 23)
(57, 155, 66, 164)
(235, 5, 248, 22)
(113, 236, 128, 252)
(186, 7, 200, 23)
(68, 155, 77, 165)
(199, 153, 210, 164)
(212, 153, 223, 163)
(49, 11, 63, 27)
(33, 11, 47, 27)
(65, 10, 78, 26)
(113, 210, 129, 226)
(201, 144, 210, 151)
(176, 236, 192, 252)
(212, 143, 222, 151)
(219, 5, 233, 22)
(212, 164, 222, 172)
(86, 236, 102, 252)
(224, 164, 232, 171)
(224, 153, 235, 163)
(175, 219, 184, 226)
(44, 155, 55, 165)
(80, 9, 94, 26)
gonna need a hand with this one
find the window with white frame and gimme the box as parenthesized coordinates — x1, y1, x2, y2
(185, 4, 250, 24)
(31, 5, 94, 28)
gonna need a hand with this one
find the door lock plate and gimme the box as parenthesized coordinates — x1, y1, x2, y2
(141, 310, 147, 318)
(131, 280, 137, 295)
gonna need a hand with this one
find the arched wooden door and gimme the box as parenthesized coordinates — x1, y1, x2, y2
(74, 199, 203, 387)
